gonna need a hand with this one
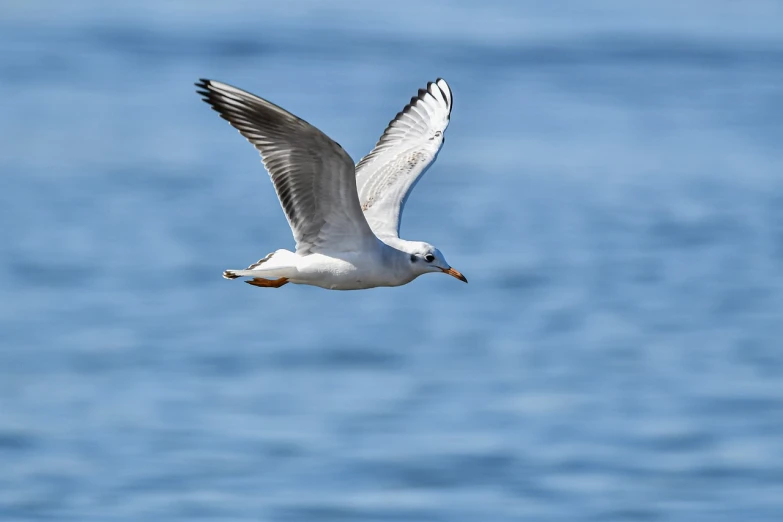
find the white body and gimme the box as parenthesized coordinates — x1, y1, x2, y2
(231, 240, 421, 290)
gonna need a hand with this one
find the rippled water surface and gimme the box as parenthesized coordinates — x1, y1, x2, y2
(2, 2, 783, 520)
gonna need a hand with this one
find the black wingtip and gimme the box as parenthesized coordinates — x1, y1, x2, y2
(195, 79, 215, 105)
(194, 78, 212, 92)
(432, 78, 452, 115)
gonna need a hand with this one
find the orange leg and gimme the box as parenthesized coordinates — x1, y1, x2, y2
(246, 277, 289, 288)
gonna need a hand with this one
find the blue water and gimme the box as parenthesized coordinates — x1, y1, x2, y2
(2, 2, 783, 520)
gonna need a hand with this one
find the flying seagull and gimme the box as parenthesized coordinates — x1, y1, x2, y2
(195, 77, 466, 290)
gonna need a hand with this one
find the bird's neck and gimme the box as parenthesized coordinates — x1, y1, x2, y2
(378, 235, 412, 253)
(375, 236, 419, 284)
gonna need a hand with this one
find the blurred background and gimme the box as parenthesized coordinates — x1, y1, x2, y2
(2, 1, 783, 520)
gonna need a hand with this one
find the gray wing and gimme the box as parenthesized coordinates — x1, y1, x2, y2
(355, 78, 452, 239)
(197, 79, 376, 255)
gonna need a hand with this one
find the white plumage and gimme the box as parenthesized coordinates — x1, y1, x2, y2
(196, 78, 466, 290)
(356, 79, 452, 239)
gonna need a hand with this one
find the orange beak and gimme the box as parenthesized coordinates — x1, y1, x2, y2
(442, 267, 468, 283)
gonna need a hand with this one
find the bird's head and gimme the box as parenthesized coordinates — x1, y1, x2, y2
(405, 241, 467, 283)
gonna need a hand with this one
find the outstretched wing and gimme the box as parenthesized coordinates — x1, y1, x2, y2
(355, 78, 452, 238)
(197, 79, 377, 255)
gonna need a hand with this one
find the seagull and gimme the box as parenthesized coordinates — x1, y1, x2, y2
(195, 77, 466, 290)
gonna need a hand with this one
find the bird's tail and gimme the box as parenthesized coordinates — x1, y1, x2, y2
(223, 249, 298, 280)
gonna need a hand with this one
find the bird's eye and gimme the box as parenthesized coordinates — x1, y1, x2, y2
(410, 254, 417, 263)
(424, 254, 435, 263)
